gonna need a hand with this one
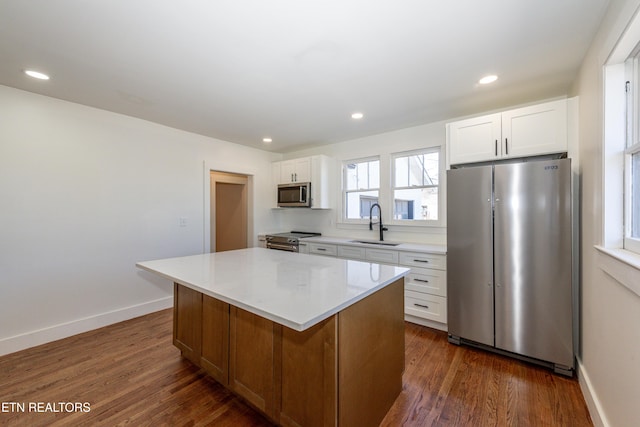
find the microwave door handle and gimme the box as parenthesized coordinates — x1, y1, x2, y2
(299, 186, 303, 203)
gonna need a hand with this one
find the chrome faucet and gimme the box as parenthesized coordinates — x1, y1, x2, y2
(369, 203, 388, 241)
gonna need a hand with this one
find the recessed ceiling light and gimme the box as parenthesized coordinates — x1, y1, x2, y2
(351, 112, 364, 120)
(479, 75, 498, 85)
(262, 137, 272, 143)
(24, 70, 50, 80)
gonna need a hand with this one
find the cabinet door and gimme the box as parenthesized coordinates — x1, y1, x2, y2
(293, 157, 311, 182)
(365, 248, 399, 264)
(280, 160, 297, 183)
(173, 283, 202, 365)
(309, 242, 337, 256)
(279, 157, 311, 183)
(229, 307, 279, 419)
(502, 99, 567, 158)
(337, 245, 366, 260)
(404, 267, 446, 297)
(448, 113, 501, 165)
(405, 290, 447, 323)
(280, 317, 337, 427)
(201, 295, 230, 385)
(398, 252, 446, 270)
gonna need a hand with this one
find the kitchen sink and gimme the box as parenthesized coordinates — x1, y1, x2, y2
(349, 240, 401, 247)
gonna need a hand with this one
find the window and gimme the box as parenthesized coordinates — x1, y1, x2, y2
(343, 158, 380, 219)
(392, 149, 440, 221)
(626, 53, 640, 254)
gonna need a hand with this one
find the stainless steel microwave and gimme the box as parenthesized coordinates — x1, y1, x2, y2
(277, 182, 311, 207)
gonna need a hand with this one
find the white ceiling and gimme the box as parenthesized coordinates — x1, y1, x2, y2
(0, 1, 610, 153)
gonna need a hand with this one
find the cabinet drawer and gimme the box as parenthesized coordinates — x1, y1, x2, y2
(337, 245, 366, 260)
(404, 267, 446, 297)
(399, 252, 446, 270)
(405, 290, 447, 323)
(365, 248, 399, 264)
(308, 243, 337, 257)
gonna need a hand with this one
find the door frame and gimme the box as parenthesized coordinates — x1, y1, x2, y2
(211, 171, 248, 252)
(203, 161, 254, 253)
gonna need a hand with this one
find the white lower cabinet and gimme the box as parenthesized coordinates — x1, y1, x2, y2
(306, 241, 447, 330)
(399, 252, 447, 328)
(399, 252, 446, 270)
(404, 291, 447, 324)
(404, 267, 446, 297)
(308, 242, 337, 257)
(365, 248, 399, 264)
(337, 245, 366, 260)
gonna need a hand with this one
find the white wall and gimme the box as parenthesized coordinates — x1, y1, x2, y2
(0, 85, 278, 356)
(278, 122, 448, 245)
(571, 1, 640, 426)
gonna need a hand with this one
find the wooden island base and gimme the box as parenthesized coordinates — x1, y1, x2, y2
(173, 278, 405, 427)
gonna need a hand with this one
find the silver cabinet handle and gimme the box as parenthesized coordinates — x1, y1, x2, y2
(505, 138, 509, 155)
(291, 173, 294, 182)
(317, 248, 327, 251)
(413, 259, 429, 263)
(495, 139, 498, 156)
(414, 303, 430, 309)
(414, 278, 430, 283)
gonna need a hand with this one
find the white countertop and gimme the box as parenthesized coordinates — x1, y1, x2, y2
(137, 248, 409, 331)
(299, 236, 447, 254)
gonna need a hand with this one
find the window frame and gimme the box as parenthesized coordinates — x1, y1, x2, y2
(624, 52, 640, 254)
(339, 146, 445, 228)
(341, 156, 380, 223)
(390, 148, 441, 223)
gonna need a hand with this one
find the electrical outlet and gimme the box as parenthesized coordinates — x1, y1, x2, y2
(179, 217, 188, 227)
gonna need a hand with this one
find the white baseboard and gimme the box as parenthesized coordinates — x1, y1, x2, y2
(404, 314, 447, 332)
(577, 358, 609, 427)
(0, 296, 173, 357)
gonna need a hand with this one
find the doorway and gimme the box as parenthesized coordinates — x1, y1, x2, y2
(210, 171, 248, 252)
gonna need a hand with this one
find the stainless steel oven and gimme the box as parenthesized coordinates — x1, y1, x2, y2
(265, 231, 320, 252)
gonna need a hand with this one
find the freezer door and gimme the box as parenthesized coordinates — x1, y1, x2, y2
(447, 166, 494, 346)
(494, 159, 573, 367)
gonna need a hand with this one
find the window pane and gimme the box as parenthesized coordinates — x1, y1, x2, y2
(345, 191, 379, 219)
(409, 154, 423, 187)
(394, 152, 440, 188)
(424, 152, 439, 185)
(395, 157, 408, 187)
(345, 163, 359, 191)
(356, 162, 369, 189)
(345, 160, 379, 190)
(632, 152, 640, 238)
(369, 160, 380, 188)
(393, 188, 438, 220)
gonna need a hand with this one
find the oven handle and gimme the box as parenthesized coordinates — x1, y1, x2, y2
(267, 242, 298, 252)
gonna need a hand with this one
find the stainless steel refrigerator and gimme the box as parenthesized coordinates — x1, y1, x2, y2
(447, 157, 573, 375)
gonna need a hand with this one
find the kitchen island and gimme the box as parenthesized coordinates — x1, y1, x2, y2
(137, 248, 409, 427)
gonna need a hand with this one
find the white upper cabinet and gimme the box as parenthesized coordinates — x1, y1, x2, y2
(278, 157, 311, 184)
(272, 155, 334, 209)
(447, 99, 568, 165)
(447, 113, 502, 165)
(502, 100, 567, 158)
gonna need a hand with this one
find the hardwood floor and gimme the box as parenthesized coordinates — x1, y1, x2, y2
(0, 309, 592, 426)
